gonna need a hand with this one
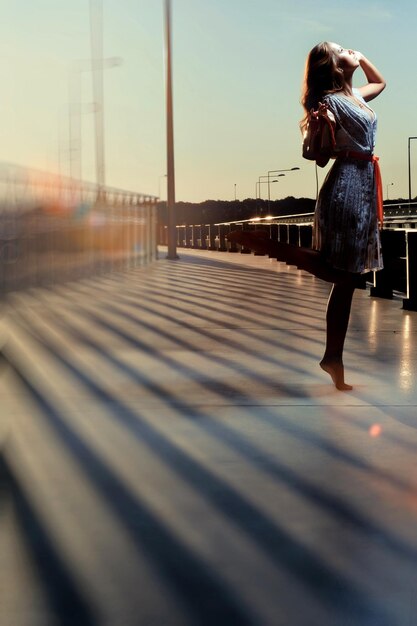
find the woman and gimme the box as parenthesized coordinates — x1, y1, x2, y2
(227, 42, 386, 390)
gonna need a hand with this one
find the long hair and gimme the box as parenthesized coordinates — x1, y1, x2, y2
(300, 42, 345, 131)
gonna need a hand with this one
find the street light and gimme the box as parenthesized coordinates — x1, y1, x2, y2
(68, 56, 122, 185)
(256, 177, 279, 199)
(386, 182, 394, 200)
(268, 167, 300, 212)
(256, 175, 269, 199)
(408, 137, 417, 205)
(269, 173, 285, 197)
(164, 0, 178, 260)
(256, 179, 279, 216)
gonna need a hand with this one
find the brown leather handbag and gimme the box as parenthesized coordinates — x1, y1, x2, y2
(302, 102, 336, 168)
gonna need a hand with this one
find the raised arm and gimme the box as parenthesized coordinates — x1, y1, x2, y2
(355, 52, 386, 101)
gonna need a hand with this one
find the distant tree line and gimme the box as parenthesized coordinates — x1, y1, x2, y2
(157, 196, 316, 225)
(157, 195, 409, 226)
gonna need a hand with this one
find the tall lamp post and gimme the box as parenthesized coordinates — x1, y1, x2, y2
(268, 167, 300, 213)
(69, 56, 122, 186)
(256, 175, 269, 200)
(89, 0, 107, 197)
(164, 0, 178, 259)
(408, 136, 417, 205)
(256, 178, 279, 215)
(257, 174, 282, 197)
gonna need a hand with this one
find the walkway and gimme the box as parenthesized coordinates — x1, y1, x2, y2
(1, 248, 417, 626)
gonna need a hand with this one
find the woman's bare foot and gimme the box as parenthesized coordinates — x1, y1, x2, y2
(320, 358, 353, 391)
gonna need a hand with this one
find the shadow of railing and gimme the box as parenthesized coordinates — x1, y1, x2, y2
(4, 237, 417, 624)
(3, 321, 395, 626)
(3, 250, 417, 622)
(0, 453, 99, 626)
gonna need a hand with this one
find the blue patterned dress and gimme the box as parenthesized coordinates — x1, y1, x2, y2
(312, 89, 383, 273)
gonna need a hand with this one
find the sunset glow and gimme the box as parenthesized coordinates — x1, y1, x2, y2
(1, 1, 414, 201)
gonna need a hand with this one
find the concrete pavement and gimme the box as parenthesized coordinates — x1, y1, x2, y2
(1, 248, 417, 626)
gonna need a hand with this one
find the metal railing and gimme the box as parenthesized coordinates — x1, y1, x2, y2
(158, 202, 417, 311)
(0, 163, 158, 296)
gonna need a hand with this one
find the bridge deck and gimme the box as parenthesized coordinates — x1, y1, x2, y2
(1, 248, 417, 626)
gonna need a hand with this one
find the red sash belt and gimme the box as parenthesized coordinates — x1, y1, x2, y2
(336, 150, 383, 226)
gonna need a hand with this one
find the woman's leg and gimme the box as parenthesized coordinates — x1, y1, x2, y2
(226, 230, 355, 285)
(227, 230, 358, 390)
(320, 283, 356, 390)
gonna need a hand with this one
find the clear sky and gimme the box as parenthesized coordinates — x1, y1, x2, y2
(1, 0, 415, 202)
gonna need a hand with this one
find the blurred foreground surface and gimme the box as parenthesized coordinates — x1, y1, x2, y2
(1, 248, 417, 626)
(0, 163, 158, 295)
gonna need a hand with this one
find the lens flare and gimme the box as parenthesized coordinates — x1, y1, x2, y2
(369, 423, 382, 438)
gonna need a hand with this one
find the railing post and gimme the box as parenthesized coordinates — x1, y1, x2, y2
(218, 224, 227, 251)
(403, 230, 417, 310)
(179, 225, 185, 247)
(251, 223, 267, 256)
(159, 224, 167, 246)
(299, 225, 312, 248)
(371, 230, 406, 299)
(185, 224, 191, 248)
(200, 224, 208, 249)
(190, 224, 196, 248)
(288, 224, 298, 246)
(270, 223, 278, 243)
(208, 224, 216, 250)
(226, 224, 239, 252)
(278, 224, 288, 243)
(150, 203, 157, 262)
(370, 266, 393, 300)
(236, 223, 251, 254)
